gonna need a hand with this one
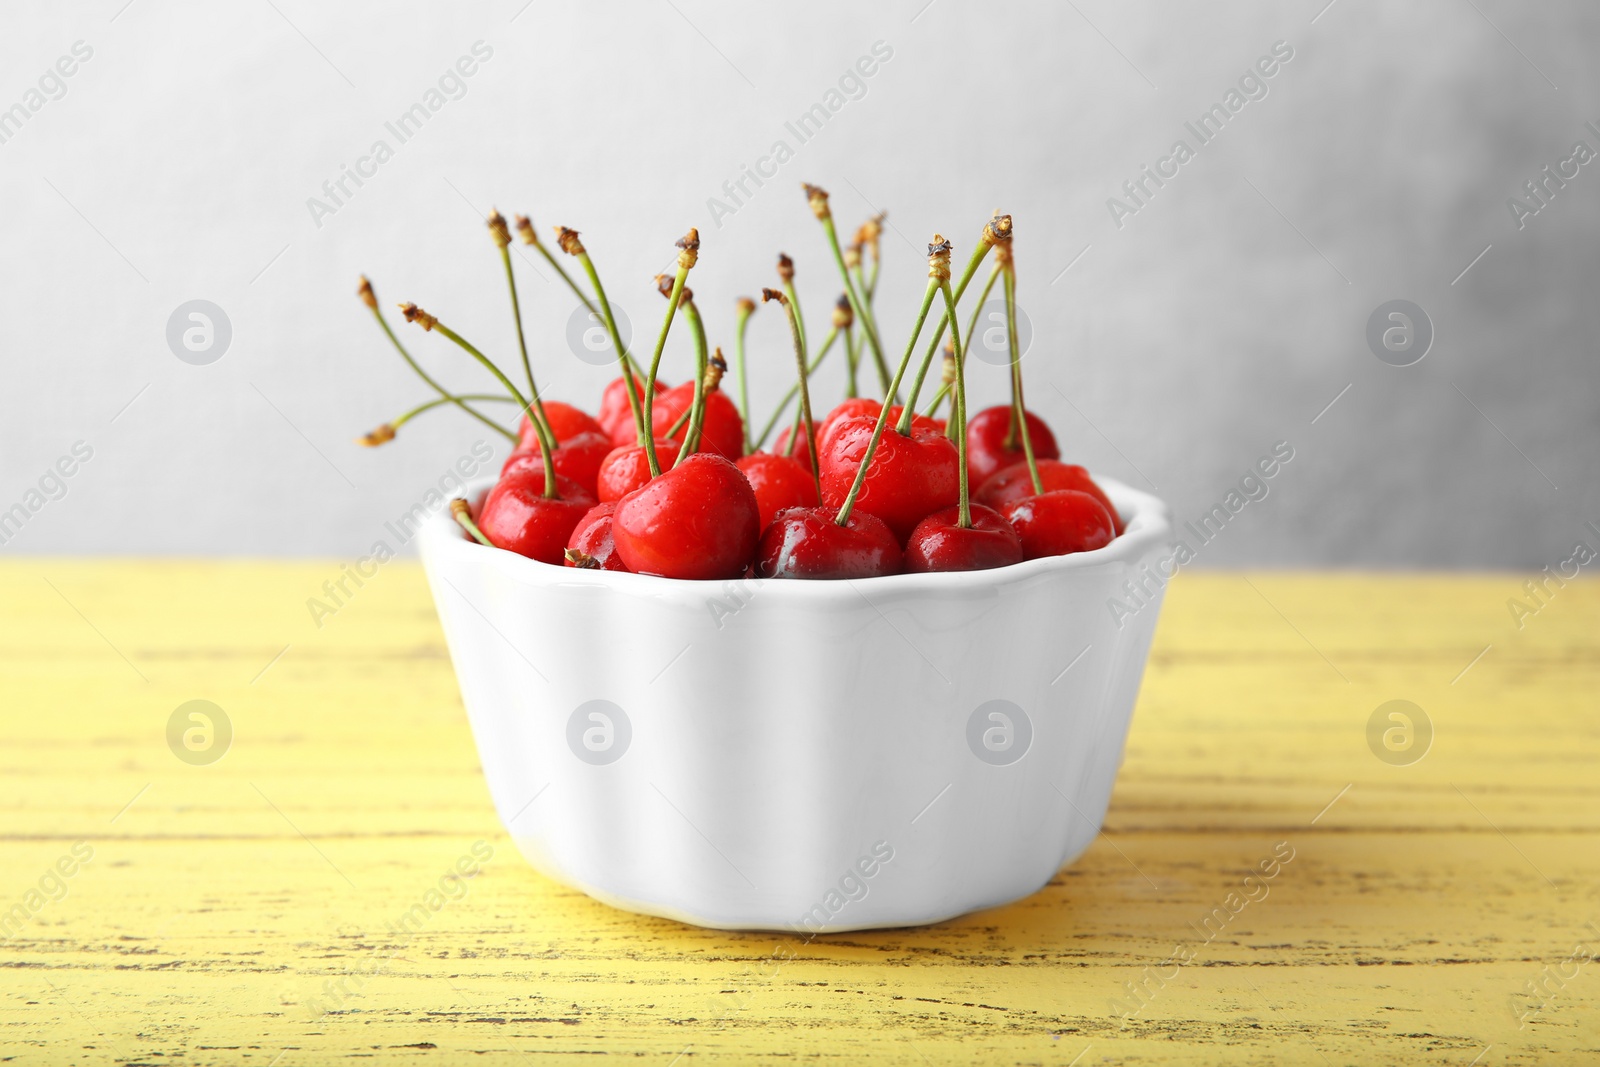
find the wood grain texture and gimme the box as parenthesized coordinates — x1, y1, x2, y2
(2, 562, 1596, 1065)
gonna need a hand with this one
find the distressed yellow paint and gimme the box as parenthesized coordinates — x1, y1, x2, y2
(2, 562, 1597, 1065)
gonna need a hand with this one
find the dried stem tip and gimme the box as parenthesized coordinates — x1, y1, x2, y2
(564, 547, 601, 569)
(760, 287, 788, 306)
(487, 209, 511, 248)
(357, 275, 377, 309)
(984, 212, 1013, 246)
(994, 239, 1014, 269)
(776, 253, 795, 283)
(831, 293, 853, 328)
(654, 273, 693, 304)
(398, 303, 437, 331)
(802, 183, 831, 220)
(940, 347, 957, 385)
(843, 243, 862, 269)
(357, 423, 396, 447)
(704, 348, 728, 391)
(855, 212, 885, 250)
(736, 296, 757, 317)
(514, 214, 537, 245)
(927, 235, 953, 281)
(675, 228, 700, 270)
(555, 226, 585, 256)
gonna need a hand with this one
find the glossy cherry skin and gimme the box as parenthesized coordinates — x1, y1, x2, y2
(1000, 489, 1116, 559)
(517, 400, 605, 452)
(816, 399, 941, 459)
(598, 374, 668, 442)
(818, 417, 960, 544)
(642, 382, 745, 460)
(596, 439, 682, 503)
(501, 429, 612, 499)
(975, 459, 1124, 535)
(754, 506, 903, 579)
(612, 453, 761, 580)
(735, 452, 819, 530)
(564, 501, 630, 571)
(476, 473, 597, 565)
(904, 504, 1024, 573)
(965, 405, 1060, 488)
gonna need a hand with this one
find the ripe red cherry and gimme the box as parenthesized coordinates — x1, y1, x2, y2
(564, 502, 630, 571)
(754, 506, 902, 579)
(647, 381, 745, 460)
(975, 459, 1123, 535)
(1000, 489, 1116, 559)
(598, 374, 668, 441)
(904, 504, 1024, 573)
(596, 439, 683, 503)
(476, 474, 597, 565)
(817, 397, 882, 449)
(818, 417, 960, 543)
(965, 405, 1060, 487)
(612, 453, 760, 579)
(735, 452, 819, 530)
(518, 401, 604, 451)
(816, 399, 941, 459)
(501, 429, 612, 499)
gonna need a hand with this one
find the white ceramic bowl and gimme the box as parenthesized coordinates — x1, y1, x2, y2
(419, 475, 1170, 932)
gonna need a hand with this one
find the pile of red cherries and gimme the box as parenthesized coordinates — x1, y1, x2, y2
(357, 188, 1122, 581)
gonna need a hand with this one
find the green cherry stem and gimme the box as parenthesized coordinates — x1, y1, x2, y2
(733, 296, 756, 454)
(639, 229, 700, 476)
(517, 214, 644, 378)
(1002, 260, 1043, 494)
(559, 227, 647, 446)
(357, 278, 517, 443)
(833, 235, 951, 527)
(764, 288, 822, 501)
(678, 349, 726, 466)
(844, 318, 860, 399)
(803, 184, 893, 399)
(357, 393, 517, 446)
(399, 302, 557, 499)
(938, 277, 972, 528)
(926, 261, 1003, 426)
(777, 254, 807, 359)
(489, 211, 554, 451)
(450, 499, 494, 546)
(674, 296, 711, 460)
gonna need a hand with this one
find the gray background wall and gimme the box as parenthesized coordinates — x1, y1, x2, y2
(2, 0, 1595, 565)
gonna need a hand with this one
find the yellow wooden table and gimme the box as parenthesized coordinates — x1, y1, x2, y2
(3, 562, 1596, 1065)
